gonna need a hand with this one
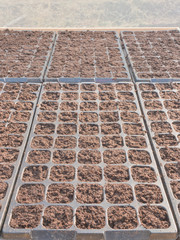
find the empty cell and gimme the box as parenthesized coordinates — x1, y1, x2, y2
(78, 165, 102, 182)
(18, 92, 37, 101)
(57, 124, 77, 135)
(0, 101, 15, 110)
(123, 123, 144, 135)
(15, 102, 34, 111)
(108, 206, 138, 229)
(151, 122, 172, 133)
(164, 100, 180, 109)
(4, 83, 21, 92)
(78, 150, 101, 164)
(172, 121, 180, 132)
(80, 112, 98, 123)
(0, 135, 23, 148)
(40, 101, 58, 111)
(78, 136, 100, 149)
(139, 206, 170, 229)
(101, 123, 121, 135)
(11, 111, 31, 122)
(81, 83, 96, 91)
(141, 91, 159, 100)
(0, 111, 10, 121)
(104, 165, 129, 182)
(62, 83, 79, 91)
(155, 83, 173, 90)
(131, 166, 157, 183)
(99, 101, 117, 111)
(27, 150, 51, 164)
(144, 100, 163, 110)
(100, 112, 119, 122)
(22, 166, 48, 182)
(7, 123, 27, 134)
(135, 184, 163, 203)
(47, 183, 74, 203)
(31, 136, 53, 149)
(80, 102, 98, 111)
(53, 150, 76, 164)
(44, 83, 61, 91)
(0, 149, 19, 163)
(80, 92, 97, 101)
(103, 149, 126, 164)
(38, 112, 57, 122)
(117, 92, 134, 101)
(55, 136, 76, 149)
(139, 83, 155, 91)
(76, 206, 105, 229)
(79, 124, 99, 135)
(160, 91, 178, 99)
(116, 83, 132, 91)
(0, 92, 18, 100)
(128, 150, 151, 165)
(16, 184, 45, 204)
(0, 182, 8, 200)
(160, 147, 180, 162)
(60, 101, 78, 111)
(50, 165, 75, 182)
(102, 136, 123, 148)
(43, 206, 73, 229)
(120, 111, 140, 123)
(147, 111, 167, 121)
(76, 183, 103, 203)
(59, 112, 77, 122)
(99, 92, 116, 100)
(118, 101, 137, 111)
(34, 123, 55, 135)
(153, 134, 178, 146)
(105, 184, 133, 204)
(22, 84, 39, 92)
(61, 92, 78, 100)
(168, 110, 180, 120)
(125, 136, 147, 148)
(10, 205, 43, 229)
(165, 163, 180, 180)
(42, 92, 60, 100)
(170, 181, 180, 199)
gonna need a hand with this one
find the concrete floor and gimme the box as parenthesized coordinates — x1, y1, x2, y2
(0, 0, 179, 28)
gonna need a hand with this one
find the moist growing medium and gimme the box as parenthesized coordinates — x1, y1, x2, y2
(131, 166, 157, 183)
(78, 150, 101, 164)
(103, 149, 126, 164)
(78, 165, 102, 182)
(50, 165, 75, 182)
(128, 150, 151, 164)
(104, 165, 129, 182)
(76, 184, 103, 203)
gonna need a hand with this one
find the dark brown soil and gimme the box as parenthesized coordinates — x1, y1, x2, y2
(53, 150, 76, 164)
(135, 184, 163, 203)
(102, 136, 123, 148)
(165, 163, 180, 179)
(55, 136, 76, 149)
(38, 112, 57, 122)
(139, 83, 155, 91)
(108, 206, 138, 229)
(168, 110, 180, 120)
(101, 123, 121, 135)
(0, 149, 19, 163)
(139, 206, 170, 229)
(57, 124, 77, 135)
(131, 166, 157, 183)
(34, 123, 55, 135)
(44, 83, 61, 91)
(78, 165, 102, 182)
(99, 92, 116, 101)
(154, 134, 178, 146)
(40, 101, 58, 111)
(164, 100, 180, 109)
(128, 150, 152, 164)
(120, 111, 140, 123)
(62, 92, 78, 100)
(147, 111, 167, 121)
(105, 184, 133, 203)
(79, 112, 98, 122)
(104, 165, 129, 182)
(103, 149, 126, 164)
(76, 206, 105, 229)
(59, 112, 77, 122)
(78, 150, 101, 164)
(60, 102, 78, 111)
(10, 205, 43, 229)
(0, 164, 13, 180)
(144, 100, 163, 110)
(80, 102, 98, 111)
(170, 181, 180, 199)
(27, 150, 51, 164)
(100, 112, 119, 122)
(159, 147, 180, 162)
(151, 122, 172, 133)
(79, 124, 99, 135)
(81, 83, 96, 91)
(62, 84, 79, 91)
(125, 136, 147, 148)
(22, 165, 48, 182)
(43, 206, 73, 229)
(0, 181, 8, 200)
(47, 183, 74, 203)
(42, 92, 60, 100)
(99, 101, 117, 111)
(78, 136, 100, 149)
(50, 165, 75, 182)
(16, 184, 45, 203)
(31, 136, 53, 149)
(76, 183, 103, 203)
(10, 111, 31, 122)
(118, 101, 137, 111)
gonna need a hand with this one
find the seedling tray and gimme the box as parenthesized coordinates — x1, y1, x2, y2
(2, 82, 177, 240)
(137, 82, 180, 239)
(120, 30, 180, 82)
(0, 30, 56, 82)
(45, 31, 131, 81)
(0, 82, 41, 232)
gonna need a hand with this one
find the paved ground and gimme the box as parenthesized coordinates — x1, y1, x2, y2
(0, 0, 179, 28)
